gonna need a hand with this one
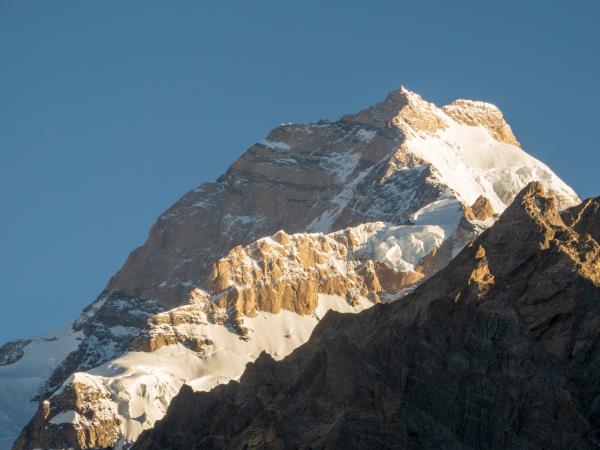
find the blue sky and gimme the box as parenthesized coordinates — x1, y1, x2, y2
(0, 1, 598, 343)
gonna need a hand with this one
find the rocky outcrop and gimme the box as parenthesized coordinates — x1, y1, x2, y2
(36, 293, 163, 400)
(342, 86, 447, 135)
(14, 381, 121, 450)
(145, 221, 455, 350)
(464, 195, 495, 221)
(133, 183, 600, 449)
(143, 289, 216, 352)
(205, 224, 432, 316)
(0, 339, 32, 366)
(562, 196, 600, 242)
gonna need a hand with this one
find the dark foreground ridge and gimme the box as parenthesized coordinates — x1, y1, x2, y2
(132, 183, 600, 450)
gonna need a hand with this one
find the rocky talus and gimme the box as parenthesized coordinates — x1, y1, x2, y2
(132, 183, 600, 450)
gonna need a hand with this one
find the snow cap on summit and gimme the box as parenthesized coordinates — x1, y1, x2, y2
(343, 85, 519, 148)
(443, 98, 520, 146)
(342, 86, 446, 132)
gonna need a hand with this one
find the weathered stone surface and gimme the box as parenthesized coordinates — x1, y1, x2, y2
(464, 195, 495, 221)
(36, 293, 163, 401)
(0, 339, 32, 366)
(14, 382, 121, 450)
(143, 217, 480, 351)
(205, 225, 424, 315)
(105, 120, 402, 311)
(342, 87, 447, 135)
(562, 196, 600, 242)
(133, 183, 600, 450)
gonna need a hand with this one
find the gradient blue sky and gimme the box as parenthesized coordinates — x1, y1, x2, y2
(0, 1, 599, 343)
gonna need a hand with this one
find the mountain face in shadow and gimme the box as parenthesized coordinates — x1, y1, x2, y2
(133, 184, 600, 450)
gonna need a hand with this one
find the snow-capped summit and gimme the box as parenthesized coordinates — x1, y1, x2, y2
(342, 86, 448, 133)
(1, 85, 579, 449)
(442, 98, 520, 146)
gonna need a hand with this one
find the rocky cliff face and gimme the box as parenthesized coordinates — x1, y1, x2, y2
(132, 183, 600, 450)
(104, 87, 577, 310)
(12, 211, 485, 450)
(4, 86, 580, 449)
(0, 340, 32, 367)
(146, 218, 467, 352)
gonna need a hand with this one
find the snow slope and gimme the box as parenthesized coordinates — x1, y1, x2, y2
(52, 295, 371, 447)
(405, 114, 576, 212)
(0, 325, 82, 447)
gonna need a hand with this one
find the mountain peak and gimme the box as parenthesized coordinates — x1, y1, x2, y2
(343, 86, 520, 148)
(3, 86, 582, 450)
(443, 98, 520, 146)
(342, 85, 447, 134)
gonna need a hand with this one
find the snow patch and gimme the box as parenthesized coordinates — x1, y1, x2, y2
(357, 128, 377, 143)
(412, 197, 464, 231)
(49, 410, 80, 425)
(307, 167, 371, 233)
(355, 223, 446, 272)
(109, 326, 139, 338)
(0, 324, 82, 444)
(260, 140, 291, 151)
(319, 151, 361, 183)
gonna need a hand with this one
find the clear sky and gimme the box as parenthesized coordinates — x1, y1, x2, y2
(0, 1, 598, 343)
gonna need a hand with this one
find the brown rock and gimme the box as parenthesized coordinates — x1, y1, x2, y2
(343, 86, 447, 135)
(562, 196, 600, 242)
(464, 195, 495, 221)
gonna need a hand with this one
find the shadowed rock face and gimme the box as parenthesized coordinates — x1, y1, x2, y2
(562, 196, 600, 243)
(132, 183, 600, 450)
(0, 339, 32, 366)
